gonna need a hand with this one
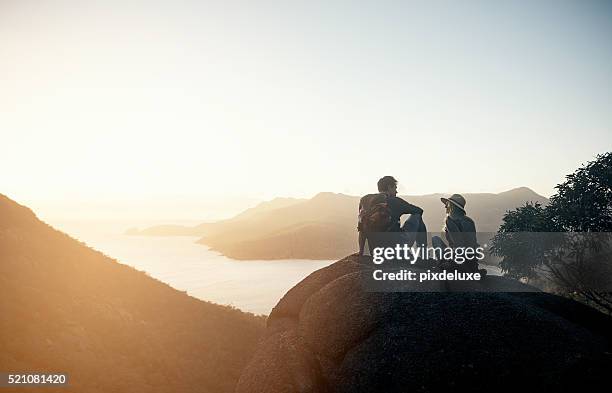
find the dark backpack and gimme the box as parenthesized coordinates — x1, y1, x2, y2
(357, 193, 392, 232)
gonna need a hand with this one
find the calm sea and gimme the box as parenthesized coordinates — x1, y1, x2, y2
(47, 220, 502, 315)
(49, 219, 334, 315)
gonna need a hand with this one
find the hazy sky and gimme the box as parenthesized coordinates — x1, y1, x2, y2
(2, 0, 611, 220)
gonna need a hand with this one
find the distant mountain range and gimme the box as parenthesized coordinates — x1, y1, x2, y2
(0, 194, 265, 393)
(128, 187, 549, 260)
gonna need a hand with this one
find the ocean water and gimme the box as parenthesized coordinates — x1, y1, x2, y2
(48, 220, 502, 315)
(50, 220, 334, 315)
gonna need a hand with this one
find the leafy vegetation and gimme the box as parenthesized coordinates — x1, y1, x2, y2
(491, 153, 612, 313)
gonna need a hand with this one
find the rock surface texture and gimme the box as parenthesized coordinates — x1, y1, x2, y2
(236, 254, 612, 393)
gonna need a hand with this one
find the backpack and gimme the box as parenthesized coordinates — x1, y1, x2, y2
(357, 193, 392, 232)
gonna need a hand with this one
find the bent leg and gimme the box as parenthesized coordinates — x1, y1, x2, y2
(401, 214, 427, 247)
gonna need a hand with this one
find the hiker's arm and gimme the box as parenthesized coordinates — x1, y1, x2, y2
(398, 198, 423, 215)
(463, 218, 479, 247)
(444, 216, 461, 247)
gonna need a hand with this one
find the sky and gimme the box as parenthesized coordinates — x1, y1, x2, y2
(2, 0, 611, 220)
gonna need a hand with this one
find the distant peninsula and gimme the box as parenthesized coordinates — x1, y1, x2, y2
(127, 188, 548, 260)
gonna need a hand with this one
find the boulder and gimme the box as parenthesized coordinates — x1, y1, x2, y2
(237, 254, 612, 392)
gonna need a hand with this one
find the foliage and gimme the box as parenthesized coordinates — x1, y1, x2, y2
(490, 202, 556, 279)
(548, 152, 612, 232)
(490, 153, 612, 314)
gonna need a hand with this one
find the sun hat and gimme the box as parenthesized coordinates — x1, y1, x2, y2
(440, 194, 466, 211)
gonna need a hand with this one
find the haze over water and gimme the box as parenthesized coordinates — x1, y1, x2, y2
(52, 219, 333, 315)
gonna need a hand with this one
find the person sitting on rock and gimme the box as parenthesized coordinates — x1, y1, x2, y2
(432, 194, 483, 273)
(358, 176, 426, 255)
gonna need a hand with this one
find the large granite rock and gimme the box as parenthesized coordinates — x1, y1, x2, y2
(236, 254, 612, 392)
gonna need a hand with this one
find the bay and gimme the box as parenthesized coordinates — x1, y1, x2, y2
(50, 219, 334, 315)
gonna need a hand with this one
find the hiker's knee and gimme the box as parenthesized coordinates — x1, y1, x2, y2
(401, 213, 422, 232)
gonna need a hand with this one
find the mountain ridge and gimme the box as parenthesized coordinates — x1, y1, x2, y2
(128, 187, 549, 260)
(0, 193, 265, 392)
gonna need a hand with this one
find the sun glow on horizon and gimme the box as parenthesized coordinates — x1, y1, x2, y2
(2, 0, 611, 221)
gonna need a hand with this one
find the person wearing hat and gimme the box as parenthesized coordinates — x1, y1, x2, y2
(441, 194, 476, 243)
(433, 194, 481, 273)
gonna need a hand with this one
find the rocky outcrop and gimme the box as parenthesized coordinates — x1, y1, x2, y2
(236, 254, 612, 392)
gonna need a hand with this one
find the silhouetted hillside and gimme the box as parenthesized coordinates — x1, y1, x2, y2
(231, 197, 305, 221)
(130, 188, 547, 260)
(126, 197, 306, 237)
(0, 194, 265, 393)
(205, 188, 547, 259)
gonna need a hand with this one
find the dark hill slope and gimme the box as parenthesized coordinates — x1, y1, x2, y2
(0, 194, 265, 393)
